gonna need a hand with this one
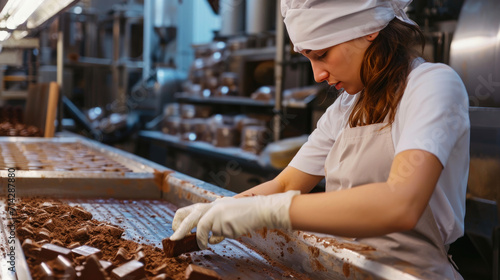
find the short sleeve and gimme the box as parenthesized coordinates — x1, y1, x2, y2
(288, 97, 347, 176)
(395, 64, 470, 166)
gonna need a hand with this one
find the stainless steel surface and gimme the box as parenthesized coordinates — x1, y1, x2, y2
(219, 0, 245, 36)
(0, 135, 441, 279)
(449, 0, 500, 107)
(246, 0, 275, 34)
(0, 136, 164, 199)
(273, 0, 284, 141)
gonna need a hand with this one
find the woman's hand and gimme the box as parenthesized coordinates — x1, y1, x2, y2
(170, 191, 300, 249)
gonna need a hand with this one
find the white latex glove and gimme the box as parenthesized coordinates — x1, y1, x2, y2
(170, 197, 232, 245)
(171, 190, 300, 250)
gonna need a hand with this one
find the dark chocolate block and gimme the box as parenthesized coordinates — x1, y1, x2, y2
(17, 226, 34, 239)
(185, 264, 221, 280)
(82, 255, 107, 280)
(40, 243, 72, 261)
(42, 219, 56, 231)
(114, 247, 131, 263)
(22, 239, 41, 259)
(99, 260, 114, 274)
(72, 245, 103, 258)
(71, 207, 92, 220)
(39, 262, 55, 279)
(135, 251, 145, 263)
(162, 233, 200, 258)
(46, 255, 76, 280)
(110, 260, 145, 280)
(98, 224, 124, 238)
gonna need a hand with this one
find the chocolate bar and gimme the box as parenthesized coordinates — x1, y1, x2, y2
(72, 245, 103, 258)
(110, 260, 145, 280)
(162, 233, 200, 258)
(185, 264, 221, 280)
(40, 243, 72, 261)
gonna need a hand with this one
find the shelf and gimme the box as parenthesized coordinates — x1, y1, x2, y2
(138, 130, 281, 173)
(1, 90, 28, 100)
(175, 94, 275, 108)
(65, 57, 144, 69)
(175, 93, 316, 109)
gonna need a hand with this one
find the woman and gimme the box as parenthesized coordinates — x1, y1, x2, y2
(171, 0, 469, 278)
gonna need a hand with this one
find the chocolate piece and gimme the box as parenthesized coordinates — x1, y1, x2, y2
(162, 233, 200, 258)
(114, 247, 131, 263)
(22, 239, 41, 259)
(41, 202, 58, 212)
(42, 219, 56, 231)
(135, 250, 145, 264)
(82, 255, 107, 280)
(185, 264, 221, 280)
(73, 226, 89, 241)
(110, 260, 145, 280)
(16, 226, 34, 239)
(72, 245, 103, 258)
(40, 243, 72, 261)
(39, 262, 55, 280)
(151, 273, 170, 280)
(99, 260, 114, 274)
(37, 228, 52, 241)
(68, 242, 81, 249)
(97, 224, 124, 239)
(71, 207, 92, 220)
(51, 239, 64, 247)
(46, 255, 76, 280)
(134, 245, 144, 253)
(152, 263, 168, 275)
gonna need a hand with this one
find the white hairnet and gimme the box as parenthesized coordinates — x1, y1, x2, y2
(281, 0, 416, 52)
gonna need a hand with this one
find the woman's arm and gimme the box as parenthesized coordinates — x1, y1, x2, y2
(289, 149, 442, 237)
(235, 166, 324, 198)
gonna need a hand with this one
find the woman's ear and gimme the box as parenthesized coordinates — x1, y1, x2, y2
(366, 31, 379, 42)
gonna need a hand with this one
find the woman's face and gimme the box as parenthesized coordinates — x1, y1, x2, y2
(301, 33, 377, 94)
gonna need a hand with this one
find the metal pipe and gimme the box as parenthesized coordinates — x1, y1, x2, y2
(56, 16, 64, 132)
(273, 0, 285, 141)
(143, 0, 153, 80)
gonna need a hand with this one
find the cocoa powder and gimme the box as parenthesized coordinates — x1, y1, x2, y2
(13, 197, 192, 280)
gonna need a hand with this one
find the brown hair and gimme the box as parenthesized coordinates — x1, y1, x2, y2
(349, 18, 425, 127)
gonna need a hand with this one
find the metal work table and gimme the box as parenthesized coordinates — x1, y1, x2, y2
(0, 135, 440, 279)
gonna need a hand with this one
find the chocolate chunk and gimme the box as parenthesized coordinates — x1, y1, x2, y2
(41, 202, 58, 212)
(99, 260, 114, 274)
(73, 226, 89, 241)
(151, 273, 171, 280)
(42, 219, 56, 231)
(185, 264, 221, 280)
(37, 212, 50, 221)
(17, 226, 34, 239)
(110, 260, 145, 280)
(51, 239, 64, 247)
(46, 255, 76, 280)
(72, 245, 103, 258)
(39, 262, 55, 280)
(71, 207, 92, 220)
(162, 233, 200, 258)
(97, 224, 124, 239)
(40, 243, 72, 261)
(114, 247, 131, 263)
(37, 228, 52, 241)
(22, 239, 41, 259)
(68, 242, 81, 249)
(134, 245, 144, 253)
(152, 263, 168, 275)
(82, 255, 107, 280)
(135, 251, 146, 264)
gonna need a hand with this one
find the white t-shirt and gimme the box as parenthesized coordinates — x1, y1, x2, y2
(289, 60, 470, 245)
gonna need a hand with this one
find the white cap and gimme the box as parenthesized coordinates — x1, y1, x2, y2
(281, 0, 416, 52)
